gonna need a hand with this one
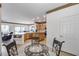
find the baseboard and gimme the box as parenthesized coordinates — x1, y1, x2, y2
(61, 50, 76, 56)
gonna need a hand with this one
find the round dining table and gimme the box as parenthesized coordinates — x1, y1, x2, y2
(24, 43, 49, 56)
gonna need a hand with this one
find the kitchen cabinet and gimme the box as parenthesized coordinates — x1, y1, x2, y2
(24, 32, 45, 42)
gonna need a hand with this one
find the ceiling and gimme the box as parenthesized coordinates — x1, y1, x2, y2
(2, 3, 66, 24)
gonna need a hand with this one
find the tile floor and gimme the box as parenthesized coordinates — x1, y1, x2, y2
(17, 40, 74, 56)
(1, 39, 74, 56)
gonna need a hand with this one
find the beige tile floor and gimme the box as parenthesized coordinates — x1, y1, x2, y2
(60, 51, 75, 56)
(17, 39, 74, 56)
(1, 39, 74, 56)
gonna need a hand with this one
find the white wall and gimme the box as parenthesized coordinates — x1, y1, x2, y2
(0, 7, 2, 55)
(47, 4, 79, 55)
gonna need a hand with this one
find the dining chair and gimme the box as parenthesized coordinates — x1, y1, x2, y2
(3, 40, 18, 56)
(52, 37, 65, 56)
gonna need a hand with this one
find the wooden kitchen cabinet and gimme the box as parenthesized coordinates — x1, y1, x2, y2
(24, 21, 47, 42)
(24, 32, 45, 42)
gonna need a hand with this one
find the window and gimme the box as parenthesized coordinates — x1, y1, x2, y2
(14, 25, 35, 34)
(15, 26, 26, 34)
(25, 26, 29, 32)
(20, 27, 26, 32)
(15, 26, 21, 34)
(1, 25, 9, 34)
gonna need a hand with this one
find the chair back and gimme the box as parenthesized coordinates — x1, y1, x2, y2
(52, 37, 64, 56)
(3, 40, 18, 56)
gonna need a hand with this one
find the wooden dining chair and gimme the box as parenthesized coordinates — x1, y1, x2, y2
(3, 40, 18, 56)
(52, 37, 65, 56)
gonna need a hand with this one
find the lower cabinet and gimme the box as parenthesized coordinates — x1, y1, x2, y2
(24, 32, 46, 42)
